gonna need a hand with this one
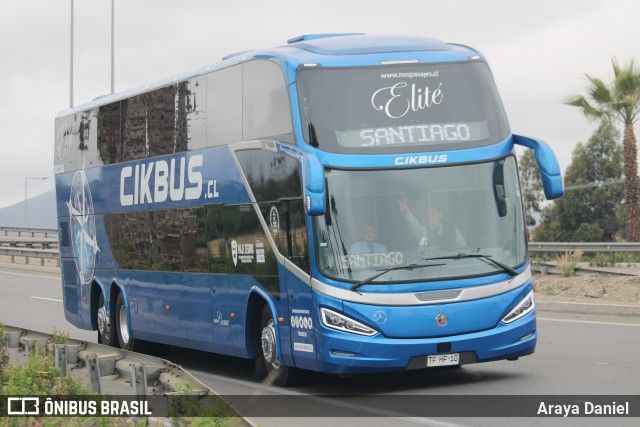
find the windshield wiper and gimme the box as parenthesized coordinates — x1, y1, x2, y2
(422, 253, 518, 276)
(351, 262, 446, 292)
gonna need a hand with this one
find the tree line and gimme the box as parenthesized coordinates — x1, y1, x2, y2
(520, 59, 639, 242)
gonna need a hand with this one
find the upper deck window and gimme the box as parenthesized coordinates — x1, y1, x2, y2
(297, 62, 510, 154)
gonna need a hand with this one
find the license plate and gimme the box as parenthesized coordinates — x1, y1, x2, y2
(427, 353, 460, 367)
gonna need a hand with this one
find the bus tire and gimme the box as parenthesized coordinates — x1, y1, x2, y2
(115, 293, 136, 351)
(97, 292, 115, 346)
(257, 305, 300, 387)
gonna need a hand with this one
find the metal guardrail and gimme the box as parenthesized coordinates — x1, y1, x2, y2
(1, 324, 213, 397)
(0, 226, 58, 239)
(0, 325, 251, 422)
(528, 242, 640, 253)
(0, 226, 60, 268)
(528, 242, 640, 266)
(2, 225, 640, 271)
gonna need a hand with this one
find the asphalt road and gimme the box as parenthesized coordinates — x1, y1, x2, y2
(1, 267, 638, 426)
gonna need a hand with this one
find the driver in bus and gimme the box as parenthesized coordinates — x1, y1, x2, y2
(350, 224, 388, 254)
(397, 198, 466, 250)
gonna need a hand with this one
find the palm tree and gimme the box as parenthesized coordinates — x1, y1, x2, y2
(566, 59, 640, 241)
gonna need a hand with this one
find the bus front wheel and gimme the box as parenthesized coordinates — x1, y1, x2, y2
(257, 305, 300, 387)
(97, 293, 115, 346)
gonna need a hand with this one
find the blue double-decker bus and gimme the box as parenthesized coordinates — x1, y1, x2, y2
(54, 34, 563, 385)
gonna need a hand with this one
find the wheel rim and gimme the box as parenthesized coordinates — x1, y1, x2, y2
(261, 319, 279, 369)
(119, 306, 130, 345)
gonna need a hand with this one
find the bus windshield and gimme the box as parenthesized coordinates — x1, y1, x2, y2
(313, 156, 526, 284)
(297, 61, 510, 154)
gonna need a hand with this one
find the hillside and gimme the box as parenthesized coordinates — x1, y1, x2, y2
(0, 190, 57, 228)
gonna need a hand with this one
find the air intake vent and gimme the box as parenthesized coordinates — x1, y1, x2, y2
(414, 289, 462, 302)
(59, 221, 70, 248)
(61, 260, 79, 313)
(62, 260, 77, 283)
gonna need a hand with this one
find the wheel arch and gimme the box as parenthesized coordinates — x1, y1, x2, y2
(245, 287, 278, 360)
(89, 278, 108, 331)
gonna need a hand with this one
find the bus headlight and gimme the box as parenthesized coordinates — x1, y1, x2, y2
(501, 291, 535, 324)
(320, 308, 378, 336)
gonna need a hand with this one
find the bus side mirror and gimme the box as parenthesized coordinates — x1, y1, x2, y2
(513, 134, 564, 200)
(302, 153, 326, 215)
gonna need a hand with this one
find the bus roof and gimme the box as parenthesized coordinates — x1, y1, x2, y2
(286, 33, 451, 55)
(58, 34, 481, 118)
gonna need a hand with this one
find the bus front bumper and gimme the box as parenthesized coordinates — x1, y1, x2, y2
(313, 311, 536, 375)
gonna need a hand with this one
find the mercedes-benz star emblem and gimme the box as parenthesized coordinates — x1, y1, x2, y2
(373, 311, 387, 325)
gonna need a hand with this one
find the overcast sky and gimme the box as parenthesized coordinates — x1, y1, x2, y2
(1, 0, 638, 208)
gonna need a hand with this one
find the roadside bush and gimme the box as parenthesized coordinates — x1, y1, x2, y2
(615, 252, 640, 264)
(52, 327, 69, 345)
(557, 250, 583, 277)
(1, 344, 89, 396)
(589, 253, 612, 267)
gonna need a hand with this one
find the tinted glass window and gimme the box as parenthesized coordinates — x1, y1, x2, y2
(105, 210, 154, 270)
(257, 199, 309, 274)
(314, 157, 525, 283)
(243, 60, 293, 141)
(235, 149, 301, 202)
(55, 109, 101, 172)
(184, 77, 207, 151)
(207, 65, 242, 146)
(55, 115, 77, 173)
(297, 62, 510, 154)
(116, 77, 207, 163)
(121, 94, 150, 161)
(235, 149, 309, 273)
(205, 205, 226, 273)
(224, 204, 280, 297)
(144, 85, 182, 158)
(105, 206, 220, 273)
(97, 102, 123, 165)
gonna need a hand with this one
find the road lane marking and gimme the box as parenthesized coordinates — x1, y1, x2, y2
(538, 317, 640, 327)
(0, 270, 59, 280)
(394, 418, 466, 427)
(189, 370, 467, 426)
(31, 296, 63, 302)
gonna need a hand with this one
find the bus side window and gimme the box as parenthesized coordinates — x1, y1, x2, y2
(243, 60, 293, 141)
(206, 205, 226, 273)
(184, 76, 207, 151)
(147, 86, 185, 157)
(207, 64, 242, 147)
(121, 94, 149, 161)
(282, 199, 310, 274)
(98, 102, 123, 166)
(235, 148, 308, 273)
(223, 204, 280, 297)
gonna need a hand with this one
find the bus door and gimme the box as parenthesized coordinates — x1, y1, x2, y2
(277, 199, 318, 371)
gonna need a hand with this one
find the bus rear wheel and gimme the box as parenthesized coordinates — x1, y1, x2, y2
(97, 293, 115, 346)
(257, 305, 300, 387)
(115, 293, 136, 351)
